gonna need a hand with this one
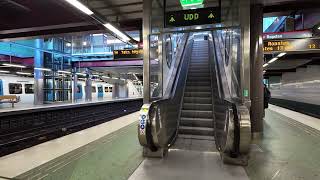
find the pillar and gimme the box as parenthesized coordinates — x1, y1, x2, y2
(250, 4, 264, 138)
(72, 67, 78, 103)
(34, 39, 44, 105)
(85, 68, 92, 101)
(112, 82, 128, 99)
(143, 0, 152, 104)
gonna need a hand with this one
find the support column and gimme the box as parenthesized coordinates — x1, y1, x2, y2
(250, 4, 264, 138)
(72, 67, 78, 103)
(112, 82, 128, 99)
(85, 68, 92, 101)
(143, 0, 152, 104)
(34, 39, 44, 105)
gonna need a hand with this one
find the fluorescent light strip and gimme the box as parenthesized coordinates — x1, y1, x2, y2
(268, 57, 278, 64)
(120, 78, 126, 81)
(34, 67, 52, 72)
(64, 0, 94, 15)
(263, 63, 269, 67)
(104, 23, 130, 41)
(318, 26, 320, 30)
(181, 2, 203, 7)
(0, 70, 10, 73)
(3, 63, 26, 68)
(58, 70, 71, 74)
(16, 72, 32, 75)
(76, 73, 86, 76)
(277, 53, 286, 58)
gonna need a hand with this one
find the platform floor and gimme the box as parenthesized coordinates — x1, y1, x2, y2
(0, 105, 319, 180)
(0, 97, 141, 113)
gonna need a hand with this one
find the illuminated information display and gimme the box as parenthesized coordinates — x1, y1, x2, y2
(264, 38, 320, 53)
(113, 49, 143, 60)
(165, 7, 221, 27)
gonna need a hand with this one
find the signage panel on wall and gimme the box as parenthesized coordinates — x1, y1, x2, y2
(113, 49, 143, 60)
(263, 30, 313, 40)
(165, 7, 221, 27)
(263, 38, 320, 53)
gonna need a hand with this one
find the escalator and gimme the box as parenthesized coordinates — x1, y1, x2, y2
(179, 38, 214, 140)
(138, 31, 251, 164)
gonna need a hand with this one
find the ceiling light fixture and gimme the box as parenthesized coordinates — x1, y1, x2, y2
(76, 73, 86, 76)
(34, 67, 52, 72)
(64, 0, 94, 15)
(104, 23, 130, 42)
(58, 70, 71, 74)
(268, 57, 278, 64)
(3, 63, 26, 68)
(277, 52, 286, 58)
(16, 72, 32, 75)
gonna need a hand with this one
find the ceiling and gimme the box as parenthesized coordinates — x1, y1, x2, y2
(0, 0, 319, 39)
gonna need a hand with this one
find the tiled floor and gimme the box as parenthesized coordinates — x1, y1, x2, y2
(0, 112, 140, 179)
(0, 105, 319, 180)
(245, 108, 320, 180)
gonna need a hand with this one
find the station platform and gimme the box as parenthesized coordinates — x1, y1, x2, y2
(0, 97, 132, 114)
(0, 105, 319, 180)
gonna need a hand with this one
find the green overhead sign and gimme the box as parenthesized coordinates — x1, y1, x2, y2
(180, 0, 204, 7)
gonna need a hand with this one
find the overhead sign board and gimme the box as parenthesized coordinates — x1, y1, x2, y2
(263, 38, 320, 53)
(165, 7, 221, 27)
(263, 30, 313, 40)
(113, 49, 143, 60)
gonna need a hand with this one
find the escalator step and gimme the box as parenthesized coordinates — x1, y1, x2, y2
(185, 86, 211, 92)
(180, 117, 213, 128)
(183, 103, 212, 111)
(181, 110, 213, 118)
(183, 97, 212, 104)
(178, 134, 215, 141)
(184, 91, 212, 97)
(179, 126, 214, 136)
(186, 81, 211, 86)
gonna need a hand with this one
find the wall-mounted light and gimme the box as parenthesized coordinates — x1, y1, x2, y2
(104, 23, 130, 42)
(64, 0, 94, 15)
(3, 63, 26, 68)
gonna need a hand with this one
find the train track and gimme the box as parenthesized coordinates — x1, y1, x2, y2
(0, 99, 142, 157)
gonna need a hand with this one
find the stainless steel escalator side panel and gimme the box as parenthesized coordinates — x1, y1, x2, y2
(152, 38, 194, 148)
(138, 35, 194, 151)
(210, 30, 252, 157)
(237, 105, 251, 154)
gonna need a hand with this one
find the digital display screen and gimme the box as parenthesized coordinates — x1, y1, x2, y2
(264, 38, 320, 53)
(165, 7, 221, 27)
(113, 49, 143, 60)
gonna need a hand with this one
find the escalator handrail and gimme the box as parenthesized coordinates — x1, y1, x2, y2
(151, 34, 191, 104)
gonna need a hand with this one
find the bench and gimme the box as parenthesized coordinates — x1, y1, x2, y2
(0, 95, 20, 107)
